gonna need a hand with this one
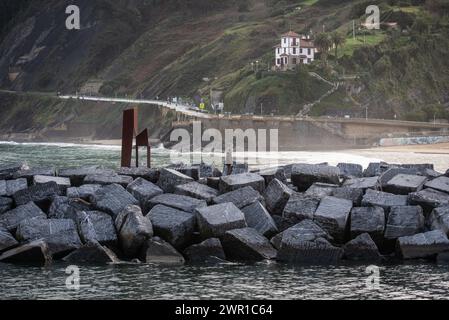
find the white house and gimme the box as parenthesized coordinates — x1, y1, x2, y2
(274, 31, 316, 71)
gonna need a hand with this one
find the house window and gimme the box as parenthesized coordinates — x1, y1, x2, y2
(283, 38, 286, 44)
(300, 48, 303, 54)
(277, 59, 281, 65)
(308, 48, 311, 55)
(278, 48, 280, 54)
(284, 57, 288, 64)
(293, 58, 297, 64)
(293, 48, 296, 54)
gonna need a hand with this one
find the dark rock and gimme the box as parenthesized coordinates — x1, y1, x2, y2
(397, 230, 449, 259)
(379, 167, 421, 188)
(264, 179, 293, 214)
(276, 220, 343, 264)
(350, 207, 385, 244)
(429, 206, 449, 236)
(199, 163, 222, 179)
(48, 196, 92, 221)
(33, 175, 71, 193)
(90, 184, 139, 219)
(343, 233, 381, 261)
(423, 168, 443, 179)
(384, 206, 425, 240)
(126, 178, 163, 211)
(14, 167, 56, 184)
(0, 228, 18, 252)
(0, 163, 28, 180)
(115, 205, 153, 258)
(59, 166, 115, 186)
(214, 186, 264, 210)
(141, 237, 185, 265)
(77, 211, 117, 245)
(241, 201, 278, 238)
(174, 181, 219, 204)
(282, 193, 320, 226)
(222, 228, 277, 261)
(314, 196, 353, 242)
(183, 238, 226, 263)
(291, 164, 340, 191)
(385, 174, 427, 195)
(16, 218, 83, 257)
(0, 239, 52, 265)
(400, 163, 434, 171)
(147, 193, 207, 214)
(0, 196, 13, 214)
(195, 203, 247, 238)
(425, 176, 449, 194)
(83, 174, 133, 187)
(0, 178, 28, 196)
(0, 202, 46, 232)
(408, 188, 449, 212)
(337, 163, 363, 178)
(343, 176, 379, 190)
(174, 165, 200, 180)
(116, 167, 160, 183)
(62, 241, 119, 264)
(13, 182, 61, 207)
(157, 168, 194, 193)
(332, 187, 363, 206)
(305, 183, 338, 198)
(361, 189, 408, 213)
(67, 184, 101, 200)
(219, 173, 265, 194)
(222, 163, 249, 176)
(147, 205, 196, 249)
(207, 177, 221, 190)
(363, 162, 389, 177)
(258, 167, 287, 185)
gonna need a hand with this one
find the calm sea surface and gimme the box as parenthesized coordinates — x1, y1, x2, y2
(0, 141, 448, 300)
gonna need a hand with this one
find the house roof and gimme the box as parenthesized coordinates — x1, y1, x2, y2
(282, 31, 300, 38)
(300, 40, 315, 48)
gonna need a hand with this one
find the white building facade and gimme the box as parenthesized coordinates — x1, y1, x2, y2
(274, 31, 316, 71)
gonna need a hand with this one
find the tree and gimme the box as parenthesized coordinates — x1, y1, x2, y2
(331, 32, 346, 58)
(314, 33, 332, 63)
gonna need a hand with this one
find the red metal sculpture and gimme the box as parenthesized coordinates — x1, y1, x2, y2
(121, 107, 151, 168)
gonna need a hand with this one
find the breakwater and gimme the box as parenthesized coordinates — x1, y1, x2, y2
(1, 161, 449, 266)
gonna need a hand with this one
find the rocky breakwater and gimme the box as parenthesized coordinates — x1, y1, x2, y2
(1, 161, 449, 266)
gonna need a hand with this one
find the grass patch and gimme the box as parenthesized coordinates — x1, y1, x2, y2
(338, 32, 387, 57)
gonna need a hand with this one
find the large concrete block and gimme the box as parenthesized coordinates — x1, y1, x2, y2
(264, 179, 293, 214)
(241, 201, 278, 238)
(147, 205, 196, 249)
(222, 228, 277, 261)
(63, 241, 119, 265)
(0, 239, 51, 265)
(126, 178, 163, 211)
(77, 211, 118, 245)
(305, 183, 339, 199)
(384, 206, 425, 240)
(362, 189, 408, 213)
(48, 196, 92, 221)
(147, 193, 207, 214)
(0, 202, 46, 232)
(183, 238, 226, 264)
(343, 233, 381, 261)
(343, 176, 379, 190)
(157, 168, 194, 193)
(363, 162, 389, 177)
(0, 163, 28, 180)
(291, 164, 340, 191)
(397, 230, 449, 259)
(195, 203, 247, 238)
(213, 186, 264, 209)
(429, 206, 449, 236)
(384, 174, 427, 195)
(33, 175, 71, 193)
(0, 228, 18, 252)
(13, 182, 61, 207)
(258, 167, 287, 185)
(90, 184, 139, 219)
(174, 181, 219, 204)
(141, 237, 185, 265)
(314, 196, 353, 243)
(16, 218, 82, 257)
(59, 166, 115, 186)
(0, 179, 28, 197)
(408, 188, 449, 213)
(337, 163, 363, 178)
(350, 207, 385, 244)
(425, 176, 449, 194)
(14, 167, 56, 184)
(116, 167, 160, 183)
(0, 197, 13, 214)
(219, 173, 265, 194)
(83, 174, 133, 187)
(282, 193, 320, 225)
(67, 184, 101, 200)
(332, 187, 364, 206)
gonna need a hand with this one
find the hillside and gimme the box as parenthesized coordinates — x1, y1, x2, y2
(0, 0, 449, 140)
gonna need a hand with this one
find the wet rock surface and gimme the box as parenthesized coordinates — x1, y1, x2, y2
(0, 161, 447, 266)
